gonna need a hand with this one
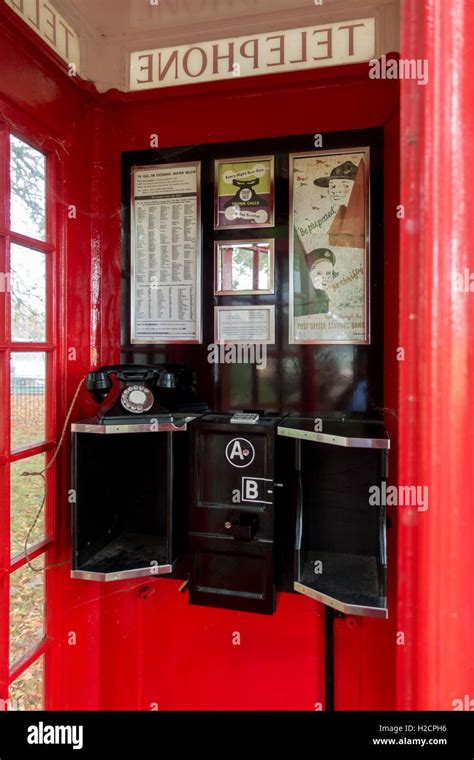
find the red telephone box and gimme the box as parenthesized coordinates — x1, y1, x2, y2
(0, 0, 472, 719)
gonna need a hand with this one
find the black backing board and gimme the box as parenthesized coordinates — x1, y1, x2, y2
(121, 128, 384, 415)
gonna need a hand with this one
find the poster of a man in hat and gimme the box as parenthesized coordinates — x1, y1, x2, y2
(289, 147, 370, 344)
(313, 158, 366, 249)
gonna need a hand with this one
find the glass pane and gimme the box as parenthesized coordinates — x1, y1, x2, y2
(10, 554, 45, 666)
(10, 352, 46, 451)
(216, 241, 272, 293)
(11, 244, 46, 342)
(10, 454, 46, 559)
(10, 135, 46, 241)
(8, 655, 44, 710)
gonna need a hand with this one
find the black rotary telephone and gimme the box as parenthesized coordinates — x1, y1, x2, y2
(86, 364, 205, 424)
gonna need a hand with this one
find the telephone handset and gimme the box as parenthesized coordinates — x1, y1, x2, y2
(86, 363, 206, 423)
(86, 364, 173, 423)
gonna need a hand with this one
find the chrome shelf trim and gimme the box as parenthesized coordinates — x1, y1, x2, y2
(71, 422, 189, 434)
(294, 581, 388, 619)
(71, 562, 175, 582)
(277, 426, 390, 449)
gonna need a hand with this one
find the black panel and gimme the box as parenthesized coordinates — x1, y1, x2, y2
(301, 442, 380, 556)
(188, 414, 280, 613)
(197, 429, 270, 507)
(189, 535, 275, 615)
(121, 128, 384, 416)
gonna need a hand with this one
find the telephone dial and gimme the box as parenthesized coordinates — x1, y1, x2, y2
(86, 363, 206, 424)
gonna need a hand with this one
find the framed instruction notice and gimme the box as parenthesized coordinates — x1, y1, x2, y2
(131, 161, 201, 343)
(215, 305, 275, 344)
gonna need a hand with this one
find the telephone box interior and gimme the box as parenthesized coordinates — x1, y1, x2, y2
(0, 0, 407, 713)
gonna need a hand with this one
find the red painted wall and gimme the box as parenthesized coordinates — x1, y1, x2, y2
(0, 4, 400, 711)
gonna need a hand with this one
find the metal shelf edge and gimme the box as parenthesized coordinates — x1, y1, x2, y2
(71, 563, 175, 582)
(293, 581, 388, 619)
(71, 422, 189, 434)
(277, 427, 390, 449)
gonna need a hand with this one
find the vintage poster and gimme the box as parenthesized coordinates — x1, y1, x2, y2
(215, 156, 274, 229)
(131, 161, 201, 343)
(289, 147, 370, 344)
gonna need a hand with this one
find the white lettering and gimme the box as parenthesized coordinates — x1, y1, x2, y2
(27, 722, 83, 750)
(244, 480, 259, 500)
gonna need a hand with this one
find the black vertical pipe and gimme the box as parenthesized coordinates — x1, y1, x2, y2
(325, 607, 335, 711)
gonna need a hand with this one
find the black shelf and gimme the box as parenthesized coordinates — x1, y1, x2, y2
(80, 533, 167, 574)
(298, 550, 386, 615)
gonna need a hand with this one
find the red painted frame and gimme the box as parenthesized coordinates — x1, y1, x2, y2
(0, 96, 65, 708)
(0, 0, 105, 711)
(397, 0, 474, 710)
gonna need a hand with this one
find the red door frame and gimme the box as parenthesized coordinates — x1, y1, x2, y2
(0, 1, 105, 711)
(0, 94, 67, 707)
(397, 0, 474, 709)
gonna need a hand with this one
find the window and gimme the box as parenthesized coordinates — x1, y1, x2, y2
(0, 122, 58, 711)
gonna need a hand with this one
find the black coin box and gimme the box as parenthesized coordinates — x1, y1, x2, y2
(188, 414, 283, 614)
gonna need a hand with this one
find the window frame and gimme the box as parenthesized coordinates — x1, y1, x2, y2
(0, 103, 63, 711)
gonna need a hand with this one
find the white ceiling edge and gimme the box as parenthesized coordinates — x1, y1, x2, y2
(50, 0, 400, 94)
